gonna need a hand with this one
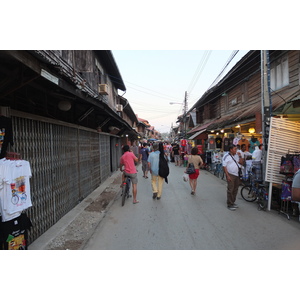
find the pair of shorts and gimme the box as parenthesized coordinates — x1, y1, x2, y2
(189, 169, 199, 180)
(124, 172, 138, 184)
(142, 160, 148, 172)
(174, 155, 180, 162)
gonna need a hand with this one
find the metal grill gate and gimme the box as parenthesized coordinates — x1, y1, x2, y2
(10, 112, 120, 244)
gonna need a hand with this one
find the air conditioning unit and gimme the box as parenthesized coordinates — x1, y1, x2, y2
(98, 84, 108, 95)
(231, 98, 237, 106)
(116, 104, 123, 112)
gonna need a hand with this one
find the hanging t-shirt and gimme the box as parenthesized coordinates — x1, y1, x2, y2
(206, 151, 212, 164)
(233, 137, 240, 146)
(223, 138, 230, 151)
(212, 152, 222, 163)
(0, 116, 14, 159)
(281, 180, 292, 201)
(0, 213, 32, 250)
(207, 137, 216, 150)
(0, 159, 32, 221)
(215, 137, 222, 149)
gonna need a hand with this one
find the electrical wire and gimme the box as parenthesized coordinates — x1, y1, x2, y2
(108, 73, 182, 102)
(188, 51, 260, 111)
(188, 50, 251, 108)
(208, 50, 239, 89)
(187, 50, 212, 95)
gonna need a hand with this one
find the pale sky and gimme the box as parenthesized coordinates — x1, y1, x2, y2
(112, 50, 249, 133)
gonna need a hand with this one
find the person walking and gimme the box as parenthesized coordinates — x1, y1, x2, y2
(222, 144, 244, 211)
(139, 142, 149, 178)
(148, 142, 164, 200)
(120, 145, 139, 204)
(172, 143, 180, 166)
(186, 147, 203, 195)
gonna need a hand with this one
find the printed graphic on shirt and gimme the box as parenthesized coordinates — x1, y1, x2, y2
(7, 233, 26, 250)
(10, 176, 27, 207)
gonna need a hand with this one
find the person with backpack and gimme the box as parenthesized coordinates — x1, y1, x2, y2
(147, 142, 169, 200)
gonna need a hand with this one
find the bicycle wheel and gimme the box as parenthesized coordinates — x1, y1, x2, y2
(257, 187, 267, 210)
(121, 182, 126, 206)
(219, 168, 225, 180)
(241, 186, 257, 202)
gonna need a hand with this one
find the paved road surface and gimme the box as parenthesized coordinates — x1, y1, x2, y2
(84, 162, 300, 250)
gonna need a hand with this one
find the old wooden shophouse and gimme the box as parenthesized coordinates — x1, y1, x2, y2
(0, 50, 139, 245)
(188, 50, 300, 152)
(188, 50, 300, 214)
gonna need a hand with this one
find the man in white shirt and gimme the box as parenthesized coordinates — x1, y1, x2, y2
(252, 144, 263, 162)
(223, 145, 244, 211)
(237, 144, 251, 178)
(251, 144, 263, 181)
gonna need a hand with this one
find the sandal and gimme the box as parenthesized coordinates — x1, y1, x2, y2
(133, 200, 139, 204)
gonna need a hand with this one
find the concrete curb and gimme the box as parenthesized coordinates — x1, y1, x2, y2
(29, 171, 122, 250)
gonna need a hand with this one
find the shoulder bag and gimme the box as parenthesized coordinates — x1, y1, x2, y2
(229, 154, 243, 179)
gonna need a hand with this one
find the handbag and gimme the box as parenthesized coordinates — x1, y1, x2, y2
(183, 173, 189, 182)
(186, 163, 196, 174)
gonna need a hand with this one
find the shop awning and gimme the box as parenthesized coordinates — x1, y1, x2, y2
(206, 112, 241, 130)
(187, 119, 218, 134)
(188, 129, 206, 140)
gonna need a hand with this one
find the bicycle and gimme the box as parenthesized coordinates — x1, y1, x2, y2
(213, 162, 225, 180)
(240, 167, 268, 210)
(121, 174, 131, 206)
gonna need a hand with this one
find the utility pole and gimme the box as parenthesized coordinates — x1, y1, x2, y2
(183, 91, 188, 139)
(261, 50, 272, 210)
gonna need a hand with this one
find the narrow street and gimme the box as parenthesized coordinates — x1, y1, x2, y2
(84, 162, 300, 250)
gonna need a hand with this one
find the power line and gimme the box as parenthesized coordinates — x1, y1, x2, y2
(189, 51, 259, 111)
(208, 50, 239, 89)
(187, 50, 212, 95)
(124, 81, 182, 101)
(109, 73, 182, 102)
(188, 50, 253, 109)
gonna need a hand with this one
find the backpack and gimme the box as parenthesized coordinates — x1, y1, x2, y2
(159, 155, 169, 183)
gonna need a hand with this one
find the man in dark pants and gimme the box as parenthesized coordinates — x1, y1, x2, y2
(223, 145, 244, 211)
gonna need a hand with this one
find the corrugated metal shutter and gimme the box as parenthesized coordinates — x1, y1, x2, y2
(10, 113, 119, 244)
(99, 135, 110, 181)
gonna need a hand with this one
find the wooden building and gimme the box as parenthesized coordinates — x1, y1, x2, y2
(188, 50, 300, 148)
(0, 50, 139, 244)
